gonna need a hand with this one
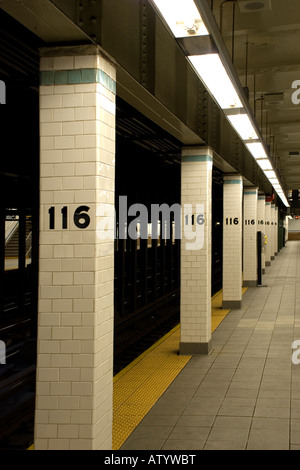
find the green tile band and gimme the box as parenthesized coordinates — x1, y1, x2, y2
(224, 179, 242, 184)
(244, 191, 257, 195)
(258, 196, 266, 200)
(182, 155, 213, 162)
(40, 68, 116, 94)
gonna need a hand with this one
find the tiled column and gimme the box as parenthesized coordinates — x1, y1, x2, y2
(265, 200, 272, 266)
(180, 147, 212, 355)
(282, 215, 289, 245)
(222, 174, 243, 309)
(35, 45, 116, 450)
(270, 204, 275, 260)
(285, 216, 289, 243)
(275, 206, 278, 255)
(243, 188, 258, 287)
(257, 194, 266, 273)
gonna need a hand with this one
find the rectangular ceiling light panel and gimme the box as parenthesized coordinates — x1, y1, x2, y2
(246, 142, 268, 160)
(264, 170, 277, 179)
(227, 114, 258, 141)
(189, 54, 243, 109)
(256, 159, 273, 171)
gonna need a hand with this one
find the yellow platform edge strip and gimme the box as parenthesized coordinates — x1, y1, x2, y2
(28, 287, 247, 450)
(112, 287, 247, 450)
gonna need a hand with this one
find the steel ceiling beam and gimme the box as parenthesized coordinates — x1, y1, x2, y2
(0, 0, 92, 43)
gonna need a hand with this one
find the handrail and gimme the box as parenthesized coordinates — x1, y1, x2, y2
(26, 231, 32, 258)
(5, 220, 18, 245)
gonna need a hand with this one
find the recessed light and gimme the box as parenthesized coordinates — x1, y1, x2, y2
(238, 0, 272, 13)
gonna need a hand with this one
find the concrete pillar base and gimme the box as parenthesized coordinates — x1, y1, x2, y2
(180, 340, 212, 355)
(222, 300, 242, 309)
(243, 280, 258, 287)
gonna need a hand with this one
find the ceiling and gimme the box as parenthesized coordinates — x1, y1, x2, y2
(211, 0, 300, 201)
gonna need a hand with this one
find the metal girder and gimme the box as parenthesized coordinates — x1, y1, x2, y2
(0, 0, 92, 43)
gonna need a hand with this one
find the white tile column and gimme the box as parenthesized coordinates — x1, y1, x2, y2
(180, 147, 212, 355)
(257, 194, 266, 274)
(35, 45, 116, 450)
(222, 174, 243, 309)
(285, 216, 289, 243)
(243, 188, 258, 287)
(275, 206, 278, 255)
(271, 204, 275, 260)
(265, 200, 272, 266)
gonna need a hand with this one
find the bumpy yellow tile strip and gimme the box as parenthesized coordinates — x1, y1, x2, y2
(112, 287, 248, 450)
(112, 324, 190, 450)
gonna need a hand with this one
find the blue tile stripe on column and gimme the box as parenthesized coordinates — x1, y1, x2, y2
(182, 155, 213, 162)
(40, 68, 116, 94)
(224, 179, 243, 184)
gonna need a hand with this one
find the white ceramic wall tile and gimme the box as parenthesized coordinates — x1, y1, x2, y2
(180, 148, 212, 350)
(223, 176, 243, 304)
(265, 202, 272, 263)
(36, 48, 115, 451)
(243, 189, 258, 283)
(257, 197, 266, 270)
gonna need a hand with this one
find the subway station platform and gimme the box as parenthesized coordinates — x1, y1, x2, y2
(115, 241, 300, 450)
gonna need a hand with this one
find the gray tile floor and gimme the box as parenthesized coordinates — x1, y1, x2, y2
(121, 241, 300, 450)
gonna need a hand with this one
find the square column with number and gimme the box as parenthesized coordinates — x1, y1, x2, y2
(271, 204, 275, 260)
(243, 188, 258, 287)
(180, 147, 213, 355)
(265, 201, 272, 266)
(257, 195, 266, 273)
(222, 175, 243, 309)
(36, 45, 116, 450)
(275, 206, 278, 255)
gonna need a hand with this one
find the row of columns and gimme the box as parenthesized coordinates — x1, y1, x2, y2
(35, 44, 282, 450)
(180, 147, 281, 358)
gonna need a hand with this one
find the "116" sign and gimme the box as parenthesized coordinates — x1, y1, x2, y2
(48, 205, 91, 230)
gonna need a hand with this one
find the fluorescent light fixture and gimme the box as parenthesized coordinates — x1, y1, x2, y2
(151, 0, 208, 37)
(226, 113, 258, 141)
(246, 142, 267, 160)
(276, 191, 289, 206)
(188, 54, 243, 109)
(254, 159, 273, 171)
(264, 170, 276, 179)
(152, 0, 288, 206)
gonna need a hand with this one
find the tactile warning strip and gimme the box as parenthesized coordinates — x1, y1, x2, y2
(112, 288, 247, 450)
(112, 325, 189, 450)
